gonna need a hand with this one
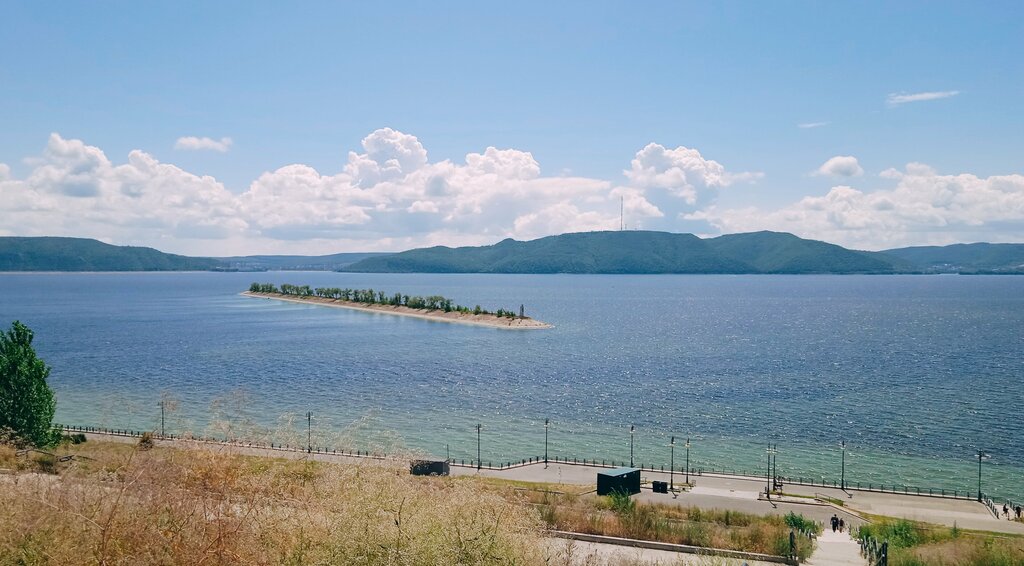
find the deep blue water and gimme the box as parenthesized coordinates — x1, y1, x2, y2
(1, 272, 1021, 500)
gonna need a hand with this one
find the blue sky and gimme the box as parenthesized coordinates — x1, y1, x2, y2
(1, 1, 1022, 254)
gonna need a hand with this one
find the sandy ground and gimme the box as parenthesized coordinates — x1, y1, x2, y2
(242, 291, 552, 329)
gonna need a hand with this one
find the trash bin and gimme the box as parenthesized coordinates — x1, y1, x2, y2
(652, 480, 668, 493)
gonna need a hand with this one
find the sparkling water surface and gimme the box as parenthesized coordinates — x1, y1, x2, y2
(1, 272, 1021, 500)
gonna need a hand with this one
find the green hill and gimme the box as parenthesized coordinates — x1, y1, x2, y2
(345, 231, 750, 273)
(344, 230, 905, 274)
(705, 231, 902, 274)
(0, 237, 221, 271)
(881, 243, 1024, 273)
(215, 252, 388, 271)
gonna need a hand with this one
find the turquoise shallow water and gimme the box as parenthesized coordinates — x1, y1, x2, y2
(1, 272, 1021, 500)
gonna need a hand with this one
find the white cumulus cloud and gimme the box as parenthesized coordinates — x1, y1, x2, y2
(0, 130, 753, 254)
(693, 164, 1024, 250)
(886, 90, 960, 106)
(798, 121, 830, 129)
(816, 155, 864, 177)
(174, 136, 233, 152)
(625, 142, 761, 205)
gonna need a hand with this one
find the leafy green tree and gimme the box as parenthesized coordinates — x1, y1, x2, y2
(0, 321, 58, 447)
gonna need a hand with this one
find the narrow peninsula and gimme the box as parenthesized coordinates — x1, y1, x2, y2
(243, 283, 551, 329)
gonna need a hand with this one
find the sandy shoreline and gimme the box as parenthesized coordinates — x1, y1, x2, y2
(241, 291, 552, 329)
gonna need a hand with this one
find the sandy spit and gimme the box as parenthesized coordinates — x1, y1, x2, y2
(241, 292, 552, 329)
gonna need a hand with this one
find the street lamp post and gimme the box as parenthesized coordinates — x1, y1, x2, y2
(476, 424, 482, 470)
(766, 444, 777, 496)
(670, 436, 675, 491)
(544, 418, 550, 468)
(159, 400, 165, 437)
(306, 411, 312, 454)
(685, 438, 691, 485)
(977, 450, 989, 502)
(772, 443, 778, 491)
(630, 424, 635, 467)
(841, 441, 846, 491)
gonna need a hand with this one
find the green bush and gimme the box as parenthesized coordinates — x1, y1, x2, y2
(785, 512, 821, 535)
(607, 491, 635, 515)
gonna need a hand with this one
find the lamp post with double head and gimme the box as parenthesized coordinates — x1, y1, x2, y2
(766, 445, 777, 496)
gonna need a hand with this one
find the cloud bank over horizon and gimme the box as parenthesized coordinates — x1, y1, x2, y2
(1, 129, 1022, 255)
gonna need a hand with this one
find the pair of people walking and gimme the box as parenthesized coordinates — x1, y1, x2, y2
(830, 514, 845, 532)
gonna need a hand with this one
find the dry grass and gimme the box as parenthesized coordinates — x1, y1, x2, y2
(891, 537, 1024, 566)
(522, 490, 814, 561)
(0, 439, 546, 565)
(860, 518, 1024, 566)
(1, 437, 823, 565)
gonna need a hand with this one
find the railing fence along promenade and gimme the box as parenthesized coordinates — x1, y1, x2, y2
(58, 424, 987, 502)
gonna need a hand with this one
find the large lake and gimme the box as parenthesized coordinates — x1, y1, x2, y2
(1, 272, 1021, 500)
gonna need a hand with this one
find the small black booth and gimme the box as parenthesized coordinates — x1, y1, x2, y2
(410, 460, 450, 476)
(596, 466, 641, 496)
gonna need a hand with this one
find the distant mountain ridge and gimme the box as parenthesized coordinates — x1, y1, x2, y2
(216, 252, 388, 271)
(343, 231, 906, 274)
(3, 233, 1022, 274)
(0, 237, 220, 271)
(881, 243, 1024, 273)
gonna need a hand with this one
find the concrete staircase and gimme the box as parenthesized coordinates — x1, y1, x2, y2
(804, 528, 867, 566)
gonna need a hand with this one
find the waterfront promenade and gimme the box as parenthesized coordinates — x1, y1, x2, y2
(458, 460, 1022, 535)
(67, 428, 1021, 536)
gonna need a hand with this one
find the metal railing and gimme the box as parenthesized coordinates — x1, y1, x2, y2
(860, 534, 888, 566)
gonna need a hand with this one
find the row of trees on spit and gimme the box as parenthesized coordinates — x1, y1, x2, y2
(249, 282, 525, 319)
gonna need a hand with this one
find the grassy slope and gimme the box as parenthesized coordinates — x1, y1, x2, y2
(858, 518, 1024, 565)
(0, 237, 220, 271)
(0, 441, 542, 565)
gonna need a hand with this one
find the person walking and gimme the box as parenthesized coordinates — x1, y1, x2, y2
(831, 514, 839, 532)
(1015, 505, 1021, 520)
(839, 518, 845, 532)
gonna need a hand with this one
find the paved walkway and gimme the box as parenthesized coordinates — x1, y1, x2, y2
(545, 538, 777, 565)
(804, 529, 865, 566)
